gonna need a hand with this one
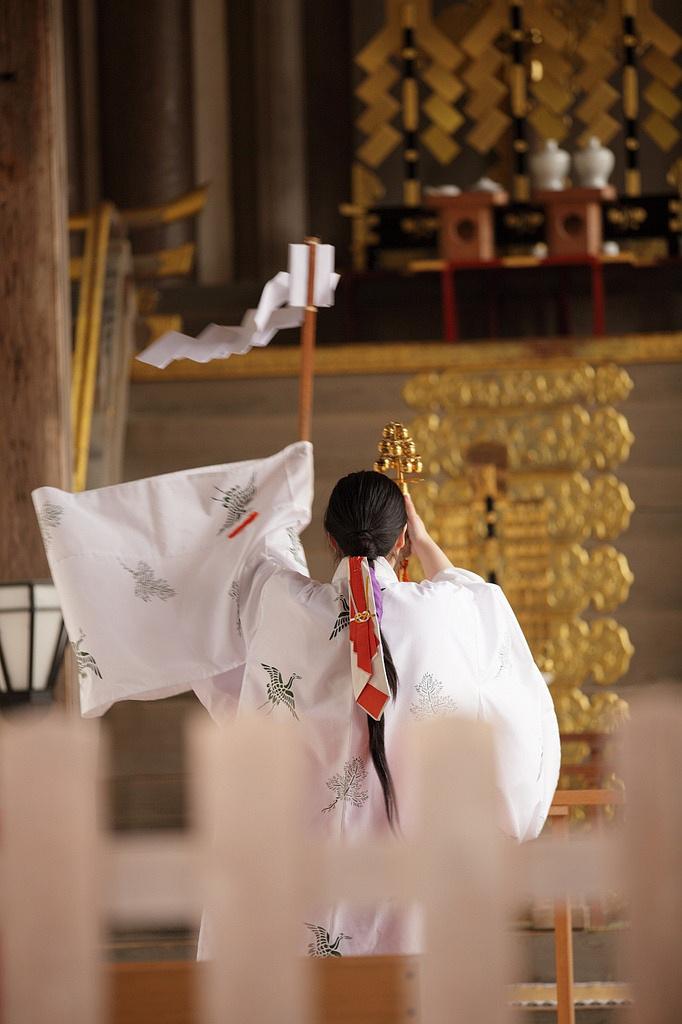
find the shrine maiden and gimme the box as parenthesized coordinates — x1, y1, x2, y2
(33, 441, 560, 957)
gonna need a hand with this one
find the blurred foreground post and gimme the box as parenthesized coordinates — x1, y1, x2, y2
(622, 691, 682, 1024)
(191, 716, 307, 1024)
(416, 718, 510, 1024)
(0, 713, 101, 1023)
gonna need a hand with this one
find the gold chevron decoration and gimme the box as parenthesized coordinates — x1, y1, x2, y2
(525, 0, 574, 143)
(355, 12, 403, 172)
(459, 5, 510, 155)
(418, 8, 464, 165)
(354, 2, 468, 173)
(403, 360, 636, 734)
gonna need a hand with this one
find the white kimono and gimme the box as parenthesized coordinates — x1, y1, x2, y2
(34, 441, 560, 957)
(193, 552, 560, 956)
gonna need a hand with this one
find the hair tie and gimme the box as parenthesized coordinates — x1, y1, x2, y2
(368, 562, 383, 625)
(355, 530, 377, 559)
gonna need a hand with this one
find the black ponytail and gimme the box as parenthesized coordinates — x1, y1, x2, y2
(324, 471, 407, 827)
(368, 619, 399, 824)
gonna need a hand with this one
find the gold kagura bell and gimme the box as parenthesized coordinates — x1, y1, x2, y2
(374, 421, 423, 495)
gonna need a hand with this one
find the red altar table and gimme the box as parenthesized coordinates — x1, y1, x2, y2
(408, 253, 635, 343)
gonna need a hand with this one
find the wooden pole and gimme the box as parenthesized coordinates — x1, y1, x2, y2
(553, 809, 576, 1024)
(297, 236, 319, 442)
(0, 0, 73, 699)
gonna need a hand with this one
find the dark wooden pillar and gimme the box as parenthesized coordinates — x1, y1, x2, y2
(227, 1, 260, 280)
(228, 0, 352, 280)
(96, 0, 194, 251)
(253, 0, 308, 277)
(62, 0, 85, 213)
(229, 0, 308, 279)
(302, 0, 353, 256)
(0, 0, 72, 583)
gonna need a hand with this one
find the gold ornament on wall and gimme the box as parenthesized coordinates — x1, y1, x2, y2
(412, 403, 634, 476)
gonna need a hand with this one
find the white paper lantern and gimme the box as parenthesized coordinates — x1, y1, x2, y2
(0, 582, 67, 707)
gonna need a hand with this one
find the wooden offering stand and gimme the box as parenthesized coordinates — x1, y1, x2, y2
(426, 190, 509, 261)
(533, 186, 616, 257)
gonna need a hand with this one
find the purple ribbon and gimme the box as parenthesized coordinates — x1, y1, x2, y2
(368, 563, 384, 624)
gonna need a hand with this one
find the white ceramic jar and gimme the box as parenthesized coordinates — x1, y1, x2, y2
(573, 136, 615, 189)
(529, 139, 570, 191)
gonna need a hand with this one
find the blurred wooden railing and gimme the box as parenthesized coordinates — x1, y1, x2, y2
(106, 791, 629, 1024)
(3, 703, 677, 1024)
(69, 204, 134, 491)
(67, 187, 207, 491)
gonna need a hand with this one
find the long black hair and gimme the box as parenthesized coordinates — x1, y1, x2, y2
(324, 471, 407, 826)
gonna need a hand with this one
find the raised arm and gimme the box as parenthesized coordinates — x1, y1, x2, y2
(404, 493, 454, 579)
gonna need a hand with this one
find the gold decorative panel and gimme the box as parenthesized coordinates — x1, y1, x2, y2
(403, 361, 636, 737)
(437, 470, 634, 542)
(410, 405, 634, 475)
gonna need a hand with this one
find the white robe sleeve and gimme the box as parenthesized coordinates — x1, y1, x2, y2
(32, 442, 313, 719)
(193, 536, 311, 720)
(431, 567, 560, 841)
(473, 583, 560, 841)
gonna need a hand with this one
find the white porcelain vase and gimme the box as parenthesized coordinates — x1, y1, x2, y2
(573, 136, 615, 189)
(529, 139, 569, 191)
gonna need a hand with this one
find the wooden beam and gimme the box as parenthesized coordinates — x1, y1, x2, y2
(130, 332, 682, 383)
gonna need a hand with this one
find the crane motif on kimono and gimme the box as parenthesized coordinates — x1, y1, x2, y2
(258, 664, 301, 720)
(37, 501, 63, 547)
(286, 527, 307, 570)
(329, 594, 350, 640)
(305, 923, 352, 958)
(121, 561, 176, 603)
(229, 580, 242, 638)
(71, 631, 102, 680)
(212, 475, 256, 535)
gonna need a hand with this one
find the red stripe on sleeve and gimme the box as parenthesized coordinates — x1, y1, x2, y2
(227, 511, 259, 538)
